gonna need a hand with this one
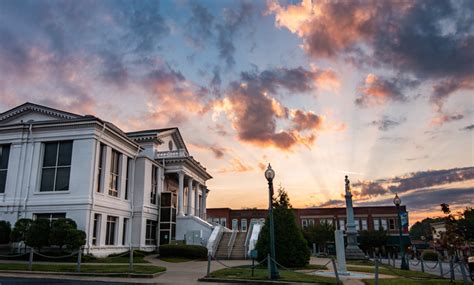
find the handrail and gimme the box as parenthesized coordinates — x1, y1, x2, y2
(246, 223, 262, 257)
(227, 230, 238, 259)
(244, 222, 255, 259)
(207, 226, 224, 257)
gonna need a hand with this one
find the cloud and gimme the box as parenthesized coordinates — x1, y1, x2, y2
(370, 116, 406, 131)
(267, 0, 474, 110)
(352, 167, 474, 199)
(461, 124, 474, 131)
(431, 113, 464, 126)
(190, 143, 227, 159)
(218, 158, 254, 173)
(216, 1, 257, 68)
(355, 74, 419, 107)
(212, 67, 333, 150)
(185, 3, 214, 49)
(316, 199, 345, 208)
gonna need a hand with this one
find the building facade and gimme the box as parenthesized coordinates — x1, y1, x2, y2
(0, 103, 213, 256)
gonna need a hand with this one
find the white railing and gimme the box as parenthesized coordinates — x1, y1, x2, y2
(245, 223, 262, 258)
(227, 230, 238, 259)
(207, 226, 224, 257)
(155, 149, 188, 158)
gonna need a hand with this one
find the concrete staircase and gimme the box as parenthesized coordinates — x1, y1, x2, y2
(214, 232, 247, 260)
(215, 232, 232, 259)
(229, 232, 246, 259)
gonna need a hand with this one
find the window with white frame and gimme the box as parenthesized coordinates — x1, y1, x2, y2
(339, 219, 345, 230)
(34, 213, 66, 223)
(145, 220, 157, 245)
(320, 218, 333, 226)
(92, 213, 101, 245)
(355, 219, 360, 231)
(241, 219, 247, 232)
(373, 218, 380, 230)
(381, 219, 388, 230)
(361, 219, 368, 230)
(122, 218, 129, 245)
(389, 218, 396, 230)
(308, 219, 315, 226)
(96, 143, 105, 193)
(105, 216, 117, 245)
(40, 141, 72, 192)
(108, 150, 120, 197)
(232, 219, 238, 230)
(220, 218, 226, 227)
(302, 219, 308, 228)
(0, 145, 10, 194)
(150, 165, 158, 204)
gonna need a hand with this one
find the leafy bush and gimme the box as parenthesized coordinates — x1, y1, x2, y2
(159, 244, 207, 259)
(10, 219, 32, 242)
(422, 250, 439, 261)
(25, 219, 51, 250)
(49, 218, 77, 249)
(0, 221, 11, 244)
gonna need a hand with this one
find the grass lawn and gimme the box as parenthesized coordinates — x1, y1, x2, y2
(209, 267, 339, 284)
(346, 265, 443, 279)
(346, 260, 375, 266)
(0, 263, 165, 274)
(159, 257, 194, 263)
(363, 278, 470, 285)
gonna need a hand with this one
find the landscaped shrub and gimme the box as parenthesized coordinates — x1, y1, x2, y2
(422, 249, 439, 261)
(25, 219, 51, 250)
(10, 219, 32, 242)
(0, 221, 11, 244)
(159, 244, 207, 259)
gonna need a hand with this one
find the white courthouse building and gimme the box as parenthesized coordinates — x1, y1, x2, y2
(0, 103, 215, 256)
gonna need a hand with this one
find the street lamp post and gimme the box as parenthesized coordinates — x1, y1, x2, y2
(265, 164, 279, 279)
(393, 193, 409, 270)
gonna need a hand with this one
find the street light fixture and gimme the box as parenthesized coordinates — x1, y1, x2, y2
(393, 193, 409, 270)
(265, 164, 279, 279)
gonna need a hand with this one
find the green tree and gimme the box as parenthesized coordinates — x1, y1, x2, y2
(25, 219, 51, 251)
(359, 229, 388, 253)
(409, 217, 444, 240)
(303, 222, 335, 253)
(10, 218, 32, 242)
(256, 187, 310, 267)
(0, 221, 11, 244)
(457, 207, 474, 241)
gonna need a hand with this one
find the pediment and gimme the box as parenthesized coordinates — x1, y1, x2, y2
(0, 102, 81, 125)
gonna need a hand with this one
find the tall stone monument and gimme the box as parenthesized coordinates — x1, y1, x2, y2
(344, 175, 366, 260)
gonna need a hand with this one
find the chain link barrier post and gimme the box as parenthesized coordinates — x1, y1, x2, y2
(331, 258, 340, 284)
(128, 249, 134, 272)
(374, 257, 379, 285)
(459, 261, 469, 285)
(450, 256, 455, 282)
(76, 247, 82, 272)
(206, 254, 211, 277)
(439, 255, 444, 277)
(420, 256, 424, 273)
(28, 248, 33, 271)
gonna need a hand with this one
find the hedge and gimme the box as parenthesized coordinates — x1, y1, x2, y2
(159, 244, 207, 259)
(0, 221, 11, 244)
(422, 249, 439, 261)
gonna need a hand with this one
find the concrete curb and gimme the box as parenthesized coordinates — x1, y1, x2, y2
(198, 277, 324, 284)
(0, 270, 164, 278)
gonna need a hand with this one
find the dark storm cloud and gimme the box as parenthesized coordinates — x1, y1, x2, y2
(185, 3, 215, 49)
(355, 74, 419, 107)
(219, 66, 331, 150)
(270, 0, 474, 108)
(358, 187, 474, 212)
(461, 124, 474, 131)
(370, 116, 406, 131)
(99, 52, 129, 87)
(216, 1, 256, 68)
(352, 167, 474, 199)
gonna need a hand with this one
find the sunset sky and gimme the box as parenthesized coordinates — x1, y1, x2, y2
(0, 0, 473, 225)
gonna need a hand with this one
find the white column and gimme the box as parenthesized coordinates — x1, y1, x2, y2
(202, 187, 207, 220)
(195, 184, 200, 217)
(187, 178, 193, 215)
(178, 172, 185, 216)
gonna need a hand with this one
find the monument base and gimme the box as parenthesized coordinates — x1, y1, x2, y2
(345, 245, 367, 260)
